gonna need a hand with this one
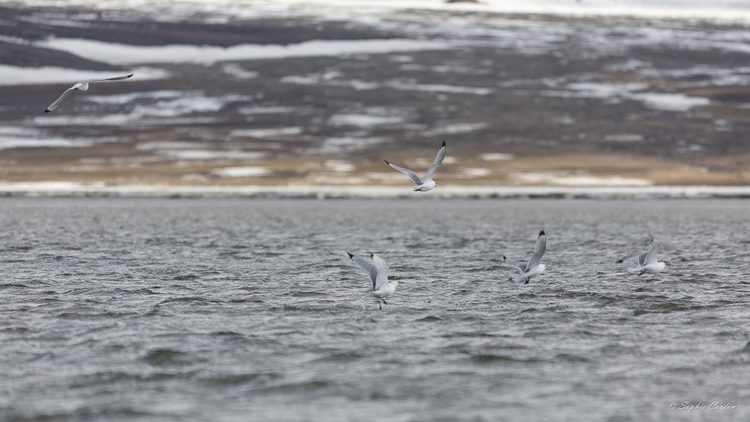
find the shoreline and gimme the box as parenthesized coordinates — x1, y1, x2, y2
(1, 182, 750, 199)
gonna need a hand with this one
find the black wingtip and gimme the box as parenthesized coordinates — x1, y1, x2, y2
(616, 259, 624, 263)
(441, 141, 446, 147)
(502, 255, 507, 261)
(539, 230, 545, 236)
(347, 252, 353, 260)
(126, 74, 134, 78)
(384, 160, 390, 165)
(370, 252, 374, 258)
(44, 109, 50, 113)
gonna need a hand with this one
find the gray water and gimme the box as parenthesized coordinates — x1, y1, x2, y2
(1, 198, 749, 422)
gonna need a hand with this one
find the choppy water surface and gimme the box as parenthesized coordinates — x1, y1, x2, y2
(1, 198, 750, 421)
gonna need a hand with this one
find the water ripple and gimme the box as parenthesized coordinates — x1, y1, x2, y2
(1, 198, 749, 421)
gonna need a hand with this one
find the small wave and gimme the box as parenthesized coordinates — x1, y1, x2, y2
(600, 343, 640, 355)
(311, 352, 367, 363)
(0, 283, 29, 289)
(54, 311, 134, 320)
(441, 331, 497, 338)
(258, 380, 332, 395)
(26, 352, 54, 363)
(1, 326, 29, 334)
(70, 371, 195, 388)
(172, 274, 200, 281)
(552, 353, 592, 363)
(633, 301, 704, 315)
(209, 331, 260, 345)
(415, 316, 443, 322)
(157, 297, 215, 305)
(594, 295, 619, 307)
(289, 291, 327, 297)
(470, 354, 543, 365)
(143, 348, 205, 367)
(197, 372, 282, 387)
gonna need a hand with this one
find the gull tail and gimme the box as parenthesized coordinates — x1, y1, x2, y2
(511, 274, 527, 284)
(627, 266, 645, 274)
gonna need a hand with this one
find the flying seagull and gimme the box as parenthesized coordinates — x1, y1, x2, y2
(385, 141, 446, 191)
(348, 252, 398, 309)
(503, 230, 547, 284)
(45, 74, 134, 113)
(617, 238, 666, 275)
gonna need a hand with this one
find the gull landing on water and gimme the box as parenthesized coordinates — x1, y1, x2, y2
(348, 252, 398, 309)
(504, 230, 547, 284)
(617, 238, 666, 276)
(45, 74, 134, 113)
(385, 141, 446, 192)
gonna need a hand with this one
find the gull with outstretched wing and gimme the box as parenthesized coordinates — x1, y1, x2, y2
(617, 238, 666, 276)
(348, 252, 398, 309)
(385, 141, 446, 191)
(45, 74, 134, 113)
(504, 230, 548, 284)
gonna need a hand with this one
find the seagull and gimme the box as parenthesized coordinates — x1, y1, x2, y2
(503, 230, 547, 284)
(617, 238, 666, 276)
(385, 141, 446, 191)
(348, 252, 398, 309)
(45, 74, 134, 113)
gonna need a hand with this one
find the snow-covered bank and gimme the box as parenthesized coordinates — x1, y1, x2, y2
(0, 65, 169, 86)
(36, 38, 453, 66)
(2, 182, 750, 199)
(13, 0, 750, 22)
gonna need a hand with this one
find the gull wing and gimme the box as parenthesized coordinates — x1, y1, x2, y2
(385, 160, 422, 186)
(637, 252, 648, 266)
(45, 87, 77, 113)
(423, 141, 446, 182)
(617, 238, 655, 264)
(349, 253, 379, 290)
(643, 241, 660, 265)
(503, 256, 527, 273)
(616, 252, 644, 264)
(371, 253, 390, 290)
(84, 74, 134, 83)
(526, 230, 546, 270)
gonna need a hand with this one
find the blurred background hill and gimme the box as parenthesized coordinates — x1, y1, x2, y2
(3, 0, 750, 191)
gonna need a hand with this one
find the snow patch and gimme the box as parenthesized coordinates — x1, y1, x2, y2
(210, 166, 271, 178)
